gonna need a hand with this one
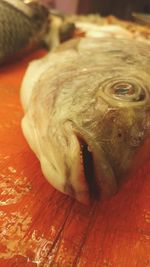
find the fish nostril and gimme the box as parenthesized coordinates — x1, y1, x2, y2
(78, 138, 100, 200)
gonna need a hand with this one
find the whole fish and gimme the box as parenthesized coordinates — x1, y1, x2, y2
(0, 0, 49, 64)
(21, 37, 150, 204)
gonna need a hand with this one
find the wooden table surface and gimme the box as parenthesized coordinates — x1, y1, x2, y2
(0, 51, 150, 267)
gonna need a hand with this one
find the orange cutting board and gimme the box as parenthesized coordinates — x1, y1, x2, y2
(0, 51, 150, 267)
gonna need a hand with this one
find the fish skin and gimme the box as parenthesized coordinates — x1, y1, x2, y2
(0, 0, 49, 64)
(21, 37, 150, 204)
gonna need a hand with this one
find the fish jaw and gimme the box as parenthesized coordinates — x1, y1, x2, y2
(21, 115, 90, 204)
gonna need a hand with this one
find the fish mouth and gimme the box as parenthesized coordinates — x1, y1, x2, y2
(76, 135, 118, 204)
(78, 137, 100, 200)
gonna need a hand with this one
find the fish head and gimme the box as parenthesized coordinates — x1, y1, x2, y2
(21, 37, 150, 204)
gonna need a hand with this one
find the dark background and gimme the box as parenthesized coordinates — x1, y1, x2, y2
(78, 0, 150, 20)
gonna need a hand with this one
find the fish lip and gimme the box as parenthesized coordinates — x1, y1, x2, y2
(76, 134, 118, 201)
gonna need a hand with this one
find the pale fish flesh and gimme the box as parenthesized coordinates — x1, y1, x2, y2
(21, 37, 150, 204)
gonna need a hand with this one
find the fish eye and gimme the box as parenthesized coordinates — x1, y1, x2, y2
(110, 81, 146, 102)
(112, 83, 135, 96)
(100, 78, 148, 106)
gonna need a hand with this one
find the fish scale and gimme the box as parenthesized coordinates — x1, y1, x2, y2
(0, 0, 48, 64)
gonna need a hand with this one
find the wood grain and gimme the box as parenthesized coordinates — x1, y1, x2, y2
(0, 52, 150, 267)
